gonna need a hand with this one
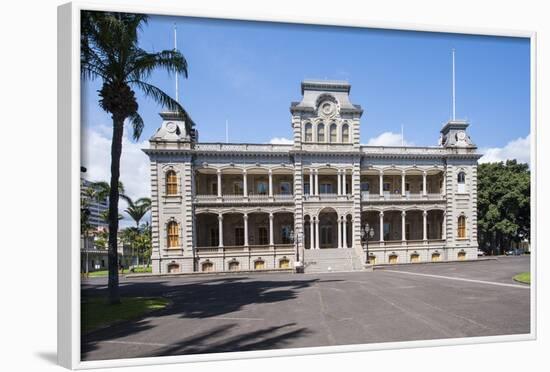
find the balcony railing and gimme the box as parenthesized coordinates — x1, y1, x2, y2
(361, 192, 445, 202)
(195, 244, 295, 255)
(193, 193, 294, 204)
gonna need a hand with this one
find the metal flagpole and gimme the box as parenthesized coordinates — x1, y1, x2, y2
(452, 48, 456, 121)
(174, 23, 179, 103)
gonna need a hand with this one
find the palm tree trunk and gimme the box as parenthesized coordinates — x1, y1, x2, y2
(107, 114, 125, 305)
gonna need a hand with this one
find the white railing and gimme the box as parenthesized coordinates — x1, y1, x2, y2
(319, 193, 338, 201)
(361, 192, 445, 202)
(274, 194, 294, 201)
(195, 143, 293, 153)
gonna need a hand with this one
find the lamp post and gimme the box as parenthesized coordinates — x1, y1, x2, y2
(361, 223, 375, 264)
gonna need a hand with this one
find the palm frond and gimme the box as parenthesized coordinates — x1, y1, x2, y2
(128, 112, 144, 141)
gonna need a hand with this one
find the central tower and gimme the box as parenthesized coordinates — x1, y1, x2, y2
(290, 80, 363, 149)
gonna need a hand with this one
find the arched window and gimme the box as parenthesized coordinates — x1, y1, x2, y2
(457, 251, 466, 261)
(202, 261, 214, 272)
(304, 123, 312, 142)
(457, 216, 466, 238)
(410, 253, 420, 263)
(228, 261, 239, 271)
(329, 123, 337, 143)
(167, 221, 179, 248)
(166, 170, 178, 195)
(317, 123, 325, 142)
(389, 254, 398, 264)
(457, 171, 466, 193)
(279, 258, 290, 269)
(167, 263, 180, 273)
(254, 260, 265, 270)
(342, 124, 350, 143)
(431, 252, 441, 262)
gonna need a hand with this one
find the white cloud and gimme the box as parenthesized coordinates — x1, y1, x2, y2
(364, 131, 413, 146)
(82, 123, 151, 226)
(269, 137, 294, 145)
(478, 135, 531, 165)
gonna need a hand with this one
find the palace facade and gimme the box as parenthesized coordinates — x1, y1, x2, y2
(144, 80, 481, 274)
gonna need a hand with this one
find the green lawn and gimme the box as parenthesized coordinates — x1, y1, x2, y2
(81, 296, 170, 334)
(82, 266, 152, 278)
(513, 272, 531, 284)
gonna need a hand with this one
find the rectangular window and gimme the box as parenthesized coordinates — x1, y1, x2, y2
(279, 182, 292, 195)
(405, 182, 410, 192)
(383, 182, 391, 192)
(304, 183, 310, 195)
(320, 183, 333, 194)
(281, 225, 292, 244)
(383, 223, 391, 240)
(233, 181, 243, 195)
(257, 182, 267, 195)
(258, 227, 268, 245)
(361, 182, 370, 192)
(235, 227, 244, 246)
(211, 182, 218, 195)
(405, 223, 411, 240)
(210, 228, 219, 247)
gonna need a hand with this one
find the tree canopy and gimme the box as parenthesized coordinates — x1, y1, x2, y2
(477, 160, 530, 254)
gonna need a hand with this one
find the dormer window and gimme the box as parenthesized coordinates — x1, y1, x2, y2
(304, 123, 312, 142)
(317, 123, 325, 142)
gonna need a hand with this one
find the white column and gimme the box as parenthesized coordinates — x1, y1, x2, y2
(379, 212, 384, 242)
(217, 170, 222, 197)
(401, 171, 406, 197)
(269, 212, 274, 246)
(268, 170, 273, 197)
(442, 171, 446, 196)
(218, 214, 224, 247)
(243, 170, 248, 196)
(423, 210, 428, 241)
(243, 213, 249, 246)
(402, 211, 406, 242)
(309, 171, 314, 196)
(315, 219, 320, 249)
(315, 170, 319, 196)
(422, 171, 427, 196)
(337, 216, 342, 248)
(337, 171, 342, 195)
(379, 171, 384, 196)
(310, 219, 315, 249)
(343, 172, 347, 195)
(343, 218, 348, 248)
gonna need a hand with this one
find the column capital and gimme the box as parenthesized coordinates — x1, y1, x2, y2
(243, 213, 248, 220)
(218, 214, 224, 221)
(269, 212, 274, 219)
(217, 168, 222, 175)
(423, 210, 428, 216)
(423, 170, 428, 176)
(379, 211, 384, 217)
(401, 210, 406, 217)
(401, 170, 406, 175)
(242, 168, 247, 175)
(268, 169, 273, 175)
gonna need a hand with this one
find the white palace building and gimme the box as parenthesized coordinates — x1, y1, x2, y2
(144, 80, 481, 275)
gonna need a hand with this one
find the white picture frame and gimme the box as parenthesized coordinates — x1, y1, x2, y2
(58, 1, 537, 369)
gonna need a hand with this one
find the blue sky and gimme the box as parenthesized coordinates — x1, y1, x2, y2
(81, 14, 531, 222)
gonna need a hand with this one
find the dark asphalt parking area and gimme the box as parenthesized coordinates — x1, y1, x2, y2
(81, 256, 530, 361)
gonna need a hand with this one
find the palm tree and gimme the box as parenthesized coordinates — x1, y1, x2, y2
(81, 11, 190, 304)
(122, 196, 152, 227)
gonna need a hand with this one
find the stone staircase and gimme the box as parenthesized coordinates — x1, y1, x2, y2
(304, 248, 363, 273)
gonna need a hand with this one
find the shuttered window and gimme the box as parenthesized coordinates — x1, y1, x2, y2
(166, 170, 178, 195)
(167, 221, 179, 248)
(458, 216, 466, 238)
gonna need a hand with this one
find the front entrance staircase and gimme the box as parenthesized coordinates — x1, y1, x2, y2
(303, 248, 363, 273)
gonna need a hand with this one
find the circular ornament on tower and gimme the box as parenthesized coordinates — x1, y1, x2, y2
(166, 122, 177, 133)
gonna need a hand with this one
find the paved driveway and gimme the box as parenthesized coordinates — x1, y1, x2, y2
(81, 256, 530, 361)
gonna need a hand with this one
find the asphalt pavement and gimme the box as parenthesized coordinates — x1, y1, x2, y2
(81, 256, 530, 361)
